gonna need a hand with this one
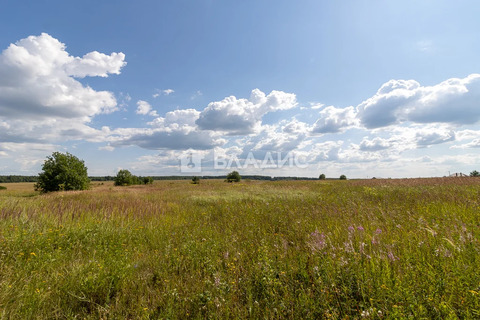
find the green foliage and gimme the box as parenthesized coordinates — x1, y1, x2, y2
(192, 176, 200, 184)
(319, 173, 326, 180)
(0, 186, 6, 190)
(470, 170, 479, 177)
(34, 152, 90, 193)
(0, 175, 38, 183)
(339, 174, 347, 180)
(226, 170, 241, 183)
(114, 169, 134, 186)
(114, 170, 153, 186)
(143, 176, 154, 185)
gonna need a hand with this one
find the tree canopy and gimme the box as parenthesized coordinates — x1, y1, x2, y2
(226, 171, 241, 183)
(114, 169, 153, 186)
(35, 152, 90, 193)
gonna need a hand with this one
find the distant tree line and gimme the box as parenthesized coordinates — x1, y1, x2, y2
(0, 176, 38, 183)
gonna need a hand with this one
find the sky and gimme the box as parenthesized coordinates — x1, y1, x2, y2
(1, 0, 480, 178)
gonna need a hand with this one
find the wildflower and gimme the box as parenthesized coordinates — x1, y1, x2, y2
(348, 226, 355, 232)
(308, 230, 327, 252)
(387, 251, 398, 261)
(30, 252, 36, 256)
(357, 226, 364, 231)
(361, 309, 370, 318)
(375, 228, 382, 234)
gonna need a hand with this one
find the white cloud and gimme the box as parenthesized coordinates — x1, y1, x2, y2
(359, 137, 392, 151)
(452, 139, 480, 149)
(148, 109, 200, 128)
(110, 108, 224, 150)
(65, 51, 126, 78)
(357, 74, 480, 128)
(0, 33, 126, 146)
(136, 100, 158, 116)
(136, 100, 152, 115)
(0, 142, 58, 171)
(153, 88, 174, 98)
(109, 127, 224, 150)
(311, 106, 357, 134)
(415, 127, 455, 147)
(196, 89, 297, 135)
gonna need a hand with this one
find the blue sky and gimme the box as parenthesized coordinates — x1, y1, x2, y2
(1, 0, 480, 178)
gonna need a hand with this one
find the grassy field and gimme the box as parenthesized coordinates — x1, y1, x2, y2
(0, 178, 479, 319)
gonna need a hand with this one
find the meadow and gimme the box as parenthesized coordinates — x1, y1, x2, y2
(0, 178, 479, 319)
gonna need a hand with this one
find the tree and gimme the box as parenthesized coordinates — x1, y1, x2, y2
(339, 174, 347, 180)
(226, 171, 241, 183)
(470, 170, 480, 177)
(114, 169, 135, 186)
(143, 176, 154, 184)
(319, 173, 326, 180)
(192, 176, 200, 184)
(35, 152, 90, 193)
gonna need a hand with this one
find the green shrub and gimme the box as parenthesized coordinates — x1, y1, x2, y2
(35, 152, 90, 193)
(226, 171, 241, 183)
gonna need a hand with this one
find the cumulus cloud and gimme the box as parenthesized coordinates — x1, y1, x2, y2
(196, 89, 297, 135)
(110, 108, 224, 150)
(452, 139, 480, 149)
(416, 128, 455, 147)
(359, 137, 392, 151)
(0, 33, 126, 146)
(149, 109, 200, 128)
(110, 128, 223, 150)
(311, 106, 357, 134)
(357, 74, 480, 128)
(136, 100, 158, 116)
(65, 51, 126, 78)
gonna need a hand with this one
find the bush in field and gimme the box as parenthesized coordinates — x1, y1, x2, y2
(114, 170, 153, 186)
(143, 176, 154, 184)
(35, 152, 90, 193)
(226, 171, 241, 183)
(191, 176, 200, 184)
(470, 170, 480, 177)
(0, 186, 6, 190)
(339, 174, 347, 180)
(319, 173, 326, 180)
(114, 170, 134, 186)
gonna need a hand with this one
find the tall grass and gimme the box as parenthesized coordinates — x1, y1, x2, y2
(0, 179, 479, 319)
